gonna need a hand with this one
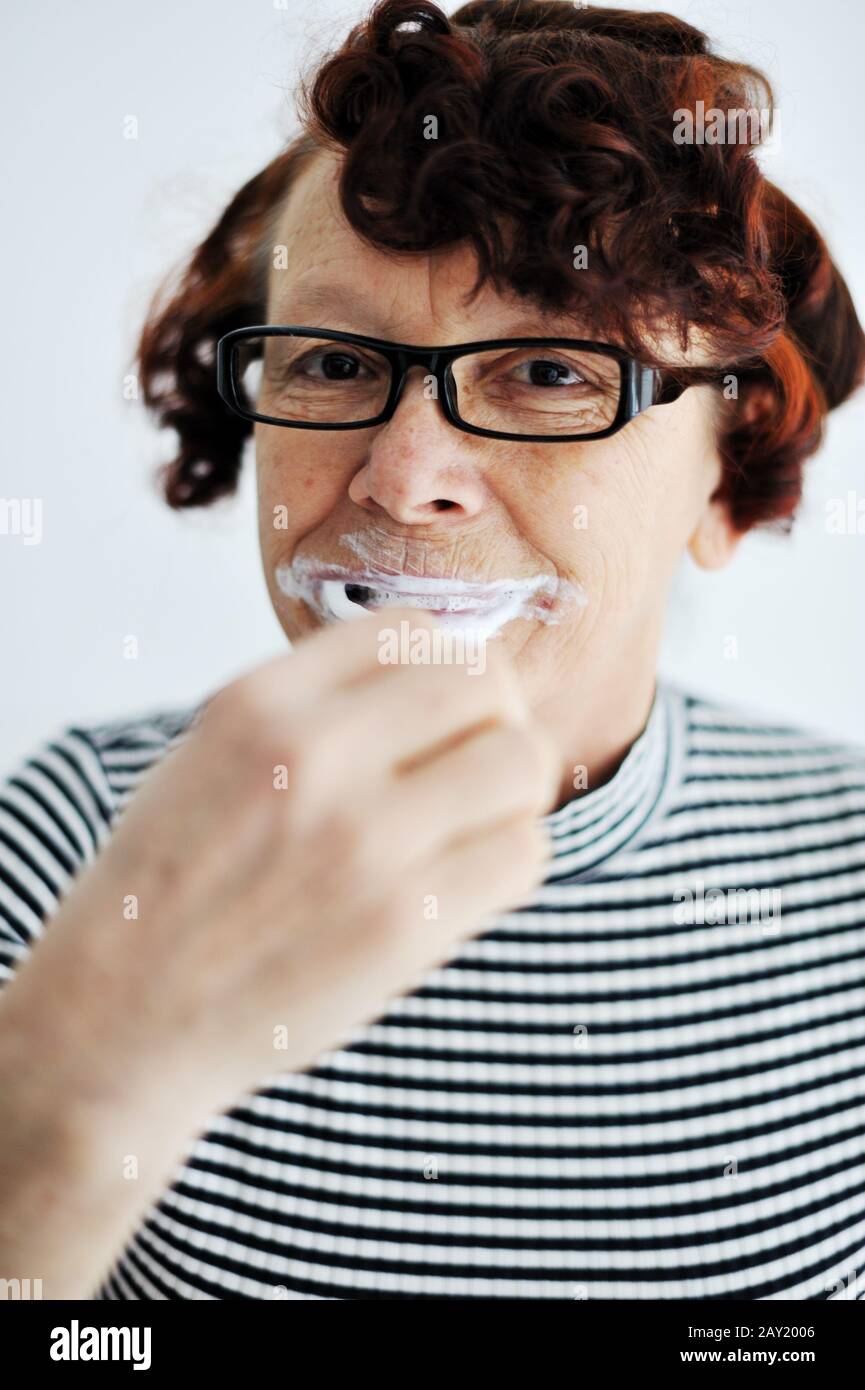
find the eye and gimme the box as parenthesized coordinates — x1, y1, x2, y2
(512, 357, 586, 388)
(297, 349, 371, 381)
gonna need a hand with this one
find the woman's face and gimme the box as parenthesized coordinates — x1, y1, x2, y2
(255, 151, 739, 709)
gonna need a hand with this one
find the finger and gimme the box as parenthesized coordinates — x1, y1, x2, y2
(203, 606, 447, 718)
(435, 813, 552, 922)
(359, 721, 559, 875)
(291, 639, 529, 795)
(395, 813, 552, 973)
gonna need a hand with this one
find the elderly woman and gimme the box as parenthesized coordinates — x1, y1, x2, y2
(1, 0, 863, 1302)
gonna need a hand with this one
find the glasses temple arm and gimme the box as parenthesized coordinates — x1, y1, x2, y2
(631, 363, 690, 411)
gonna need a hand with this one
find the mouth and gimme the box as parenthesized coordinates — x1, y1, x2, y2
(274, 559, 577, 639)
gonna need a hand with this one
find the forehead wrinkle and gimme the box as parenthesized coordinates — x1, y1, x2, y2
(271, 278, 605, 343)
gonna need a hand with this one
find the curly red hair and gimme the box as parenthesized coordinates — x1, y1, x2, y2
(135, 0, 864, 531)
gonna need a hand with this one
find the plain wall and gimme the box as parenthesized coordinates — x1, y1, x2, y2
(1, 0, 863, 770)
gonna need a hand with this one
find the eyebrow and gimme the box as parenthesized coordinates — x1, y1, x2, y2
(269, 282, 589, 340)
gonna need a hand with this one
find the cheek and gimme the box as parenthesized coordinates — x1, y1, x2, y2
(255, 437, 349, 546)
(508, 443, 645, 581)
(495, 448, 600, 567)
(523, 434, 686, 615)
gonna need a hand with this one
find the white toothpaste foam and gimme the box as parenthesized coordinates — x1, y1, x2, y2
(274, 550, 587, 641)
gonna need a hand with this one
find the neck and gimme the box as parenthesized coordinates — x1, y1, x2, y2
(536, 646, 661, 815)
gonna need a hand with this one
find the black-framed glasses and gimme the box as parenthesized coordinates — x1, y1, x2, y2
(216, 326, 688, 443)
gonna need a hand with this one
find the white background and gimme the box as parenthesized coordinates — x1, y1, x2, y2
(1, 0, 863, 770)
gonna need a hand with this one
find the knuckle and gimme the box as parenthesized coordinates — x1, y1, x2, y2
(363, 887, 421, 957)
(514, 724, 559, 808)
(263, 732, 306, 799)
(203, 681, 307, 788)
(203, 677, 272, 738)
(199, 679, 247, 730)
(483, 722, 558, 810)
(315, 805, 367, 871)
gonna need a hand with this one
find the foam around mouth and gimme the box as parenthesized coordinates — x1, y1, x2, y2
(275, 560, 588, 638)
(318, 578, 525, 636)
(340, 581, 501, 613)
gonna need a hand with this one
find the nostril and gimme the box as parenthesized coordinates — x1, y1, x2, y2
(433, 499, 456, 511)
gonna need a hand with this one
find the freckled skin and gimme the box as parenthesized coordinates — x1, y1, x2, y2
(255, 151, 742, 801)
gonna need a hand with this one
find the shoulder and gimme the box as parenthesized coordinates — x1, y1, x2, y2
(668, 680, 865, 809)
(0, 703, 201, 969)
(678, 684, 865, 764)
(66, 703, 203, 811)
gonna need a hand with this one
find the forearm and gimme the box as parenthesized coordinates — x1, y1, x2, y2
(0, 952, 215, 1301)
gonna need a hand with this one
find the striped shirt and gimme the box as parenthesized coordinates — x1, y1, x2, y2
(1, 678, 864, 1301)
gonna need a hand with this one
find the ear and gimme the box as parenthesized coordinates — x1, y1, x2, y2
(687, 493, 743, 570)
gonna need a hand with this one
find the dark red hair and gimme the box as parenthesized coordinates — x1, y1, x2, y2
(135, 0, 865, 531)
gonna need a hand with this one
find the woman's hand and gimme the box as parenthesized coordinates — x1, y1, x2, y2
(0, 607, 558, 1295)
(11, 606, 558, 1110)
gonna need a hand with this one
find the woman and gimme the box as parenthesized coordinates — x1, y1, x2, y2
(1, 0, 864, 1301)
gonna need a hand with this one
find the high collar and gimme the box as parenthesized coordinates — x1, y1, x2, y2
(540, 678, 685, 884)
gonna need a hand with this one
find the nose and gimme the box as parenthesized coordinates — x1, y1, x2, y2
(348, 366, 488, 523)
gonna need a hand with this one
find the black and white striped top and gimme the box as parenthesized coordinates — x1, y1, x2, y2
(2, 679, 864, 1300)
